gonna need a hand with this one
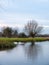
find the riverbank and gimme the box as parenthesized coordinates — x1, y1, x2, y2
(0, 42, 16, 48)
(0, 37, 49, 42)
(0, 37, 49, 49)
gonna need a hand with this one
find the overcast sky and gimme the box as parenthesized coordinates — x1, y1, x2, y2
(0, 0, 49, 28)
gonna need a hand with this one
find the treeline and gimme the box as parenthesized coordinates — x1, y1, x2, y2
(36, 34, 49, 37)
(0, 27, 27, 38)
(0, 20, 44, 38)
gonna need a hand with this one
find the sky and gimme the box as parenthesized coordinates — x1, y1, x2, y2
(0, 0, 49, 33)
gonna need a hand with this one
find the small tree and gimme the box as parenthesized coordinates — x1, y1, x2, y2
(18, 32, 27, 38)
(24, 20, 43, 37)
(12, 30, 18, 37)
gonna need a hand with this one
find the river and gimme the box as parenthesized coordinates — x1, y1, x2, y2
(0, 41, 49, 65)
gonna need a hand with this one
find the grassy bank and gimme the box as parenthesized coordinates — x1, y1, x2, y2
(0, 37, 49, 49)
(0, 42, 16, 48)
(0, 38, 17, 49)
(0, 37, 49, 42)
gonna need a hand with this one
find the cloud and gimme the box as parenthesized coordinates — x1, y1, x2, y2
(0, 18, 24, 28)
(0, 0, 8, 8)
(0, 13, 49, 29)
(42, 25, 49, 28)
(0, 0, 48, 9)
(0, 24, 24, 28)
(0, 0, 16, 11)
(32, 0, 49, 2)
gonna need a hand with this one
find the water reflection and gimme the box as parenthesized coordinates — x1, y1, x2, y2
(24, 42, 42, 60)
(0, 47, 14, 51)
(0, 42, 49, 65)
(0, 45, 18, 52)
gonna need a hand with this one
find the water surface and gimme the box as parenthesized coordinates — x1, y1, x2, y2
(0, 41, 49, 65)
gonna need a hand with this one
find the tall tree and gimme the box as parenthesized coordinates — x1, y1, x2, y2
(24, 20, 43, 37)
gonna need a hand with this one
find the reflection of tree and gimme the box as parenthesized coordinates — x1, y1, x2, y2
(24, 42, 42, 60)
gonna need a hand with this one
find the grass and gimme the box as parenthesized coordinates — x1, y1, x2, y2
(0, 38, 17, 49)
(0, 37, 49, 42)
(0, 37, 49, 49)
(0, 42, 16, 49)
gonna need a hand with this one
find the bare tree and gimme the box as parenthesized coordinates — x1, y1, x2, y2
(24, 20, 43, 37)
